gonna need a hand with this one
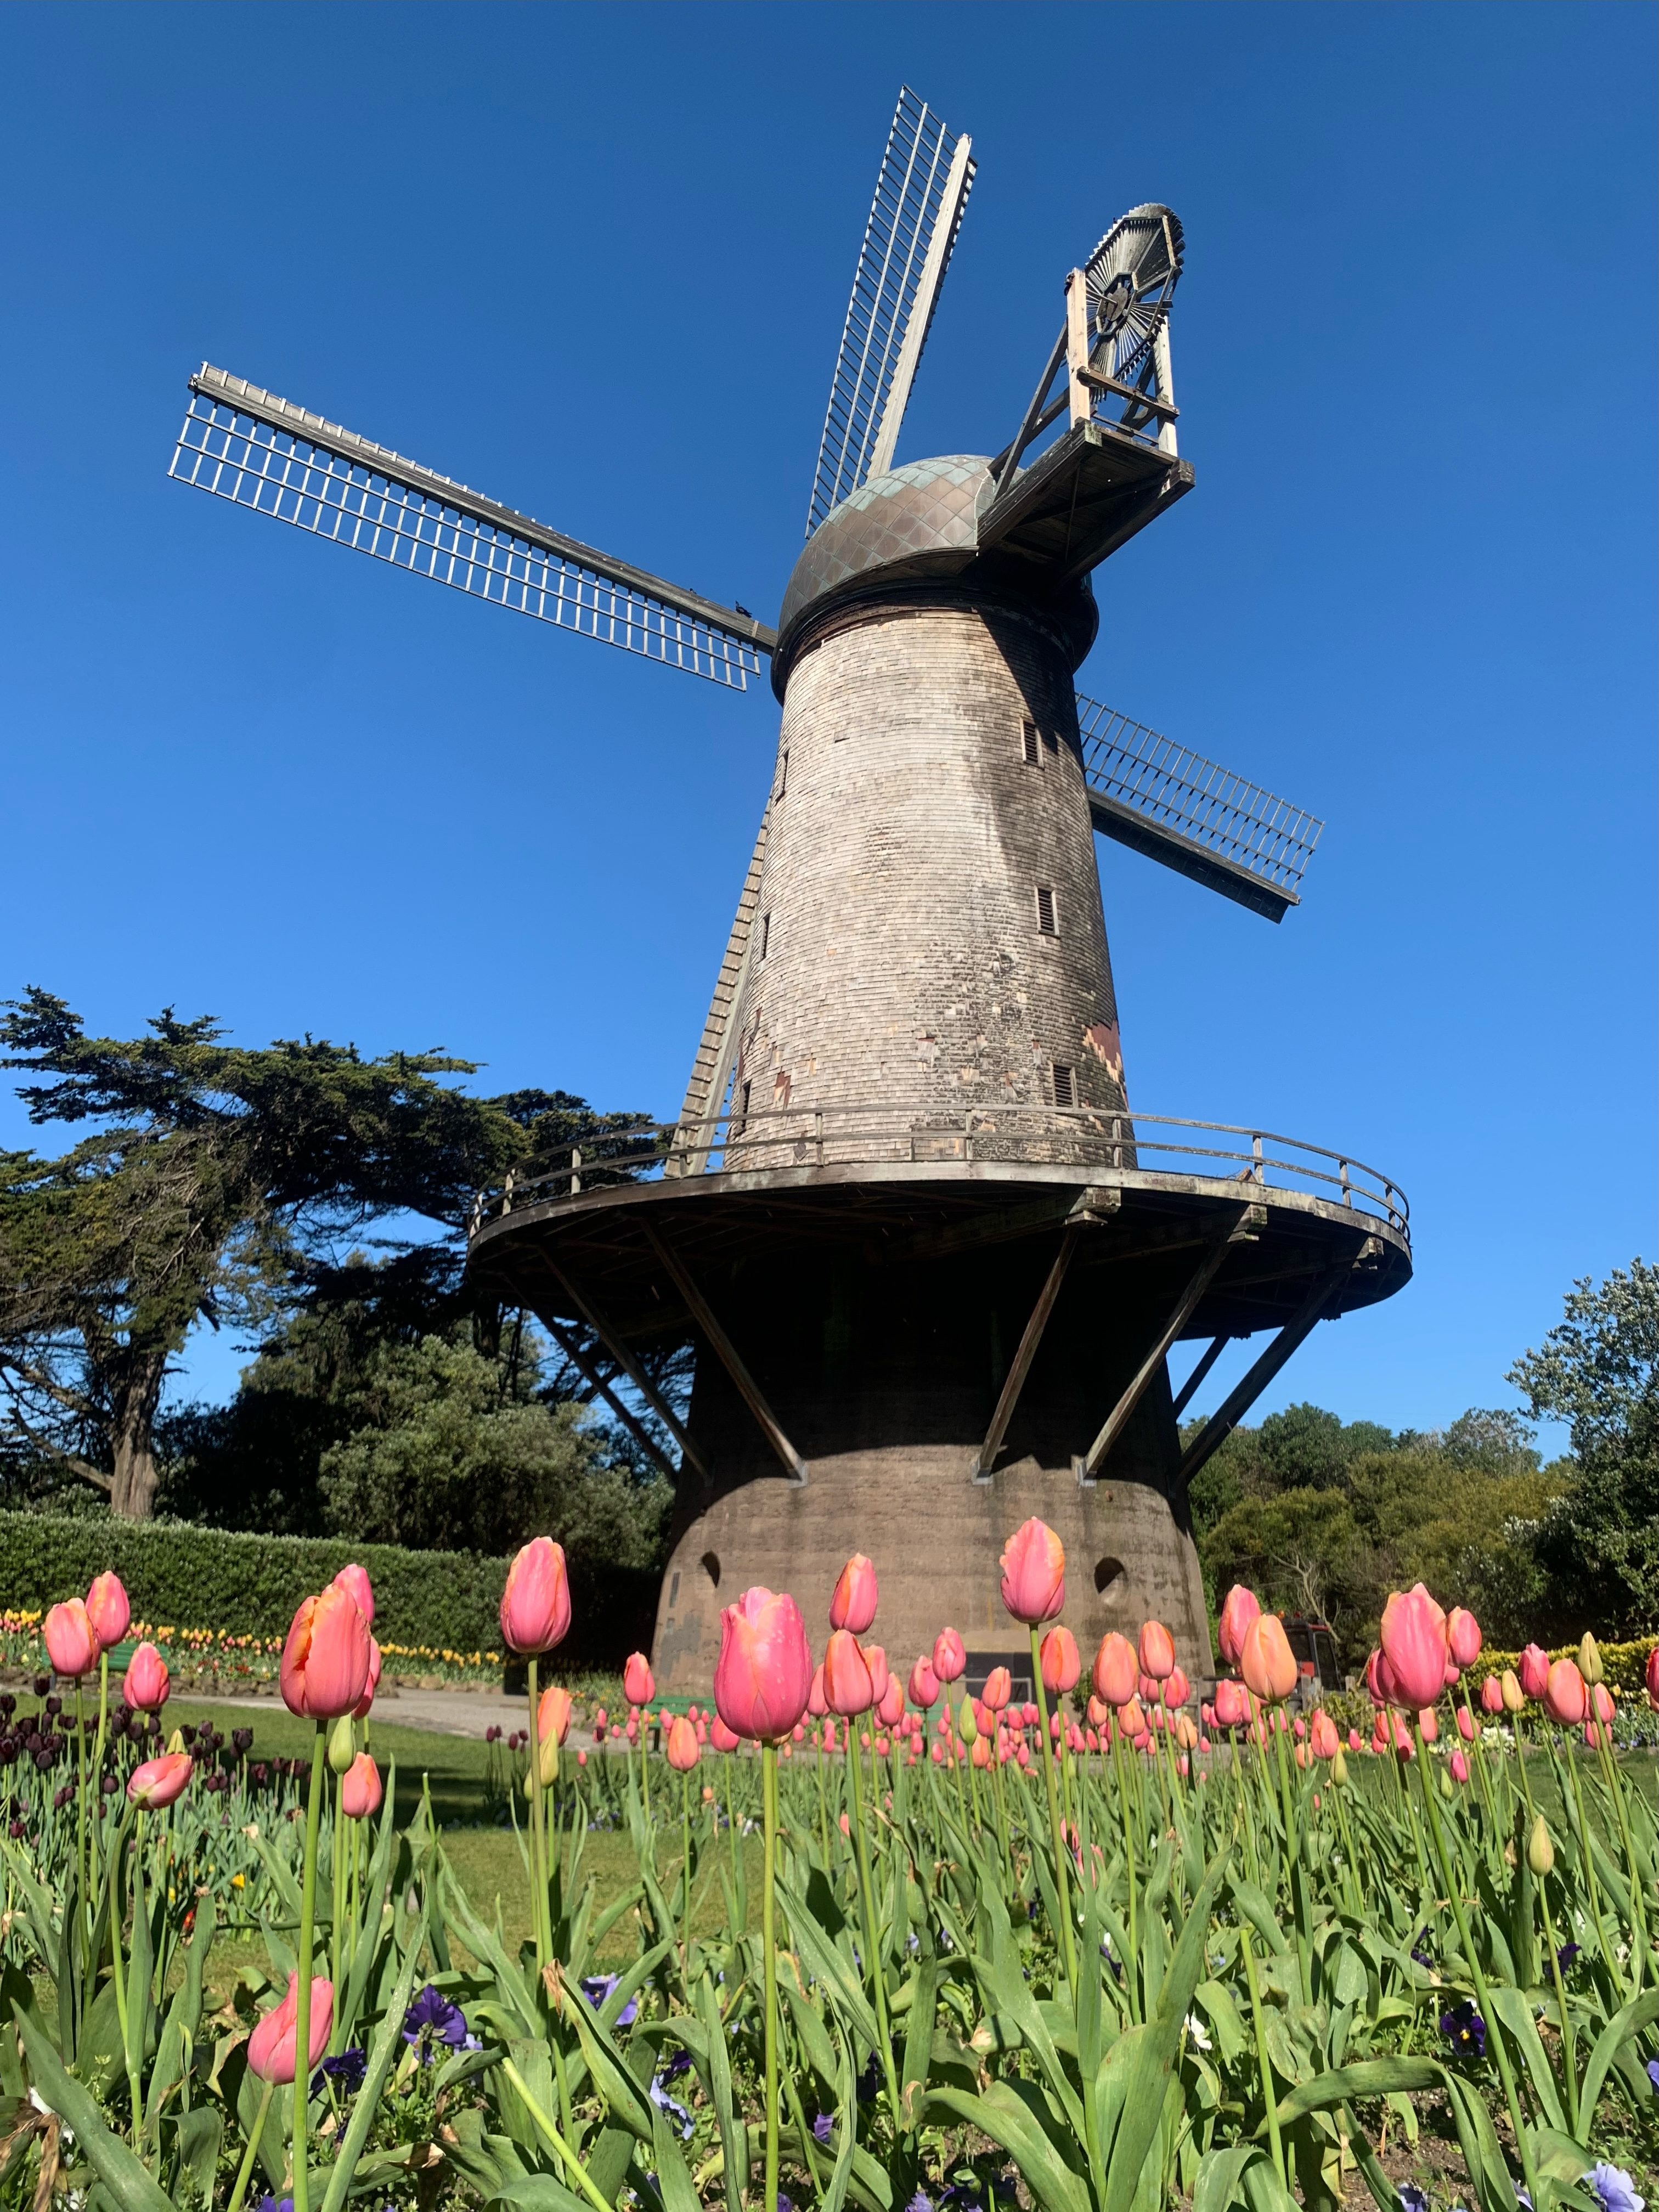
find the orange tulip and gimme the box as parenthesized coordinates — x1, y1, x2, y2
(1137, 1620, 1175, 1681)
(1162, 1664, 1190, 1709)
(44, 1599, 98, 1679)
(1543, 1657, 1587, 1725)
(1446, 1606, 1481, 1669)
(623, 1652, 655, 1706)
(982, 1666, 1012, 1713)
(538, 1683, 573, 1746)
(932, 1628, 967, 1683)
(666, 1715, 700, 1771)
(1091, 1630, 1138, 1707)
(353, 1637, 382, 1722)
(823, 1630, 875, 1716)
(341, 1753, 383, 1819)
(1500, 1668, 1523, 1714)
(127, 1752, 193, 1809)
(1378, 1584, 1448, 1711)
(122, 1641, 170, 1714)
(1040, 1626, 1081, 1695)
(85, 1571, 130, 1654)
(864, 1645, 889, 1705)
(714, 1587, 812, 1741)
(998, 1517, 1066, 1626)
(1216, 1583, 1261, 1668)
(1418, 1706, 1438, 1744)
(280, 1587, 372, 1720)
(1086, 1694, 1111, 1729)
(829, 1554, 878, 1635)
(1120, 1696, 1147, 1737)
(1309, 1708, 1339, 1759)
(877, 1674, 905, 1729)
(331, 1563, 375, 1630)
(247, 1972, 334, 2084)
(499, 1539, 571, 1658)
(1240, 1613, 1298, 1703)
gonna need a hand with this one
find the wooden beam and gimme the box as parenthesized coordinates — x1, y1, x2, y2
(641, 1225, 808, 1486)
(1177, 1260, 1355, 1487)
(1079, 1205, 1252, 1481)
(543, 1259, 708, 1481)
(1170, 1332, 1231, 1421)
(533, 1312, 682, 1486)
(973, 1223, 1083, 1482)
(1064, 269, 1092, 427)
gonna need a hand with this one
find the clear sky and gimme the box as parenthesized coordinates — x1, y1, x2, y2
(2, 2, 1653, 1447)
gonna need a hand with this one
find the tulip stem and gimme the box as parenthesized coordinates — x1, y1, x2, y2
(502, 2056, 624, 2212)
(844, 1729, 902, 2123)
(107, 1816, 136, 2146)
(1561, 1734, 1624, 1998)
(292, 1718, 327, 2212)
(1028, 1628, 1078, 2001)
(1238, 1915, 1286, 2188)
(1534, 1874, 1580, 2136)
(680, 1768, 693, 1983)
(761, 1741, 781, 2212)
(1109, 1722, 1139, 2022)
(526, 1655, 549, 1976)
(227, 2078, 275, 2212)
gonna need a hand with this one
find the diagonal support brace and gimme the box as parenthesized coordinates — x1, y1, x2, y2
(642, 1224, 808, 1486)
(533, 1311, 682, 1488)
(1077, 1203, 1255, 1484)
(1177, 1258, 1356, 1487)
(544, 1260, 708, 1481)
(1170, 1331, 1232, 1421)
(973, 1187, 1120, 1482)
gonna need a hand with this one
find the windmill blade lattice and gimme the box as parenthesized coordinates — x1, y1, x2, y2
(804, 88, 974, 537)
(170, 368, 768, 689)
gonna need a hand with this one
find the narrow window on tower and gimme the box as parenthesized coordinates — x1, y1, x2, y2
(775, 748, 788, 799)
(737, 1079, 752, 1130)
(1053, 1063, 1076, 1109)
(1021, 719, 1040, 766)
(1035, 884, 1058, 936)
(758, 912, 771, 960)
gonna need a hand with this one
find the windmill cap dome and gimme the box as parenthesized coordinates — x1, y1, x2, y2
(774, 453, 1096, 691)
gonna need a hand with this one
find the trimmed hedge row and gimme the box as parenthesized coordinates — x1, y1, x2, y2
(0, 1515, 666, 1672)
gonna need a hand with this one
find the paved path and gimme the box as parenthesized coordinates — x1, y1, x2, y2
(204, 1686, 530, 1739)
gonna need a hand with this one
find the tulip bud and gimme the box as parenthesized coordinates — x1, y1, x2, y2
(1438, 1768, 1455, 1799)
(1501, 1667, 1524, 1714)
(957, 1695, 979, 1745)
(1527, 1814, 1554, 1876)
(327, 1714, 356, 1774)
(1330, 1745, 1348, 1785)
(1578, 1632, 1602, 1686)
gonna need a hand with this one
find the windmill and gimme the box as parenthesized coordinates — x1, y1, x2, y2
(169, 87, 1409, 1689)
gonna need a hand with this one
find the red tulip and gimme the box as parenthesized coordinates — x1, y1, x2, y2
(932, 1628, 967, 1683)
(877, 1674, 905, 1729)
(908, 1655, 940, 1708)
(1137, 1620, 1175, 1681)
(281, 1587, 372, 1720)
(667, 1716, 700, 1771)
(1240, 1613, 1298, 1703)
(1646, 1644, 1659, 1711)
(127, 1752, 193, 1809)
(122, 1641, 170, 1714)
(1378, 1584, 1448, 1711)
(1040, 1626, 1081, 1695)
(1309, 1709, 1339, 1759)
(331, 1564, 375, 1630)
(44, 1600, 98, 1679)
(1543, 1658, 1587, 1725)
(864, 1645, 889, 1705)
(247, 1972, 334, 2084)
(982, 1666, 1012, 1712)
(829, 1554, 879, 1635)
(1092, 1630, 1138, 1707)
(999, 1517, 1065, 1626)
(85, 1571, 130, 1654)
(1517, 1643, 1550, 1701)
(341, 1753, 382, 1819)
(538, 1683, 573, 1746)
(1449, 1747, 1469, 1785)
(1216, 1584, 1261, 1668)
(710, 1713, 741, 1753)
(714, 1587, 812, 1741)
(1481, 1674, 1505, 1716)
(499, 1539, 571, 1657)
(1162, 1665, 1190, 1709)
(1445, 1608, 1481, 1667)
(353, 1636, 382, 1722)
(623, 1651, 654, 1706)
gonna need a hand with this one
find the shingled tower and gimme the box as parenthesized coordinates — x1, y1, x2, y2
(169, 89, 1412, 1692)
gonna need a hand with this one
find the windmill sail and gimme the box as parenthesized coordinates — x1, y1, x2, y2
(804, 88, 974, 536)
(170, 366, 773, 687)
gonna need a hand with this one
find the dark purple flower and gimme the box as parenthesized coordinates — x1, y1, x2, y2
(1556, 1941, 1582, 1971)
(1398, 2191, 1429, 2212)
(1439, 2001, 1486, 2059)
(312, 2046, 367, 2096)
(402, 1984, 478, 2062)
(812, 2113, 833, 2144)
(580, 1972, 638, 2028)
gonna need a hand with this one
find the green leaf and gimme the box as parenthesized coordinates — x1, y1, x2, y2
(920, 2084, 1091, 2212)
(1193, 2145, 1263, 2212)
(1576, 1984, 1659, 2130)
(776, 1877, 879, 2051)
(172, 2106, 223, 2210)
(697, 1973, 747, 2212)
(1273, 2057, 1441, 2126)
(318, 1896, 428, 2212)
(1441, 2069, 1520, 2212)
(1487, 1987, 1566, 2135)
(14, 2008, 174, 2212)
(488, 2177, 591, 2212)
(649, 2103, 702, 2212)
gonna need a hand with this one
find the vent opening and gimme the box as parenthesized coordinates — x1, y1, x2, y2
(775, 748, 788, 798)
(701, 1551, 721, 1588)
(1021, 719, 1040, 766)
(1093, 1555, 1125, 1598)
(759, 912, 771, 960)
(1053, 1063, 1076, 1109)
(1036, 884, 1057, 936)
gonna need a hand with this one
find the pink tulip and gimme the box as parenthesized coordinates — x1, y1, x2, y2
(353, 1636, 382, 1722)
(1348, 1729, 1362, 1752)
(247, 1973, 334, 2084)
(1481, 1674, 1505, 1716)
(829, 1554, 879, 1635)
(1214, 1678, 1250, 1728)
(864, 1645, 889, 1705)
(1592, 1681, 1615, 1725)
(1645, 1644, 1659, 1710)
(714, 1587, 812, 1741)
(341, 1753, 382, 1819)
(1163, 1664, 1190, 1709)
(84, 1572, 131, 1654)
(538, 1683, 573, 1746)
(982, 1666, 1012, 1712)
(933, 1627, 967, 1683)
(667, 1716, 700, 1771)
(710, 1713, 741, 1753)
(1092, 1630, 1138, 1707)
(1216, 1584, 1260, 1668)
(1455, 1704, 1475, 1741)
(1137, 1620, 1175, 1681)
(1543, 1658, 1587, 1725)
(1418, 1706, 1439, 1744)
(1120, 1696, 1147, 1737)
(1293, 1716, 1307, 1741)
(1040, 1625, 1081, 1695)
(127, 1752, 193, 1809)
(122, 1641, 170, 1714)
(808, 1663, 828, 1717)
(1310, 1709, 1339, 1759)
(44, 1600, 98, 1679)
(1240, 1613, 1299, 1703)
(1517, 1643, 1551, 1701)
(1449, 1747, 1469, 1785)
(999, 1517, 1065, 1626)
(331, 1564, 375, 1630)
(280, 1587, 372, 1720)
(1444, 1606, 1481, 1668)
(623, 1651, 654, 1706)
(877, 1675, 905, 1728)
(908, 1655, 939, 1708)
(1584, 1720, 1605, 1750)
(1364, 1647, 1388, 1707)
(499, 1539, 571, 1657)
(1379, 1584, 1448, 1710)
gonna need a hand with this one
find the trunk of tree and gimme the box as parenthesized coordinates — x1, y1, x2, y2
(109, 1348, 168, 1520)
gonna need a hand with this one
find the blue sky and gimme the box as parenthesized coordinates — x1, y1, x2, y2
(2, 2, 1653, 1449)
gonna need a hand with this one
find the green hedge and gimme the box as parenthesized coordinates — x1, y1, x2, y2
(0, 1513, 510, 1655)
